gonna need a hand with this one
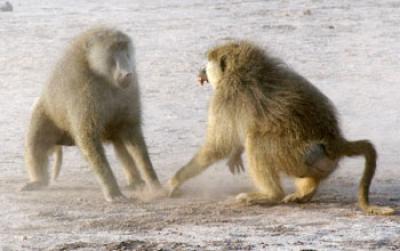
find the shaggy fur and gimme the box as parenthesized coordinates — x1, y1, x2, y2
(168, 41, 394, 215)
(22, 27, 161, 202)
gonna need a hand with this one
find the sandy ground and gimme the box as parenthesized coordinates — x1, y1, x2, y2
(0, 0, 399, 250)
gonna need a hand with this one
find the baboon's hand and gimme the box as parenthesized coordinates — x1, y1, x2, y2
(166, 178, 182, 197)
(227, 155, 245, 175)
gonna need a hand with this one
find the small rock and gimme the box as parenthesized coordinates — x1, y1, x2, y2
(328, 25, 335, 29)
(0, 1, 13, 12)
(303, 9, 312, 15)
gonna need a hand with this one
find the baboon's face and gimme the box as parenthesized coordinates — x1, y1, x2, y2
(198, 43, 239, 89)
(198, 41, 266, 90)
(197, 60, 223, 89)
(88, 37, 135, 89)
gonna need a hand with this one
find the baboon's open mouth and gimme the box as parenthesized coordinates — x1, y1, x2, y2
(197, 68, 208, 86)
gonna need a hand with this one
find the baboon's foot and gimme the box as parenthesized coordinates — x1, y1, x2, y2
(148, 180, 162, 191)
(236, 193, 251, 205)
(236, 192, 281, 206)
(104, 189, 130, 203)
(363, 205, 395, 216)
(106, 194, 131, 203)
(20, 181, 48, 191)
(282, 192, 313, 204)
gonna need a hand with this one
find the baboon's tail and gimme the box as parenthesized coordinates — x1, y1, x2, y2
(341, 140, 394, 215)
(52, 146, 63, 181)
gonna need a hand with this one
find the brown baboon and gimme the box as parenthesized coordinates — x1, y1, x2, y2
(168, 41, 395, 215)
(22, 27, 161, 202)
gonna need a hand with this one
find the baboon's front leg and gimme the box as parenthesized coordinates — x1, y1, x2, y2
(167, 145, 226, 197)
(76, 132, 123, 202)
(22, 141, 51, 191)
(122, 127, 161, 190)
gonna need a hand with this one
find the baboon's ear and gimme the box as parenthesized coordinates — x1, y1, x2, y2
(220, 55, 227, 72)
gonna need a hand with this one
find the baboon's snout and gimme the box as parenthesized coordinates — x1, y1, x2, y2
(113, 51, 134, 89)
(117, 71, 133, 88)
(197, 68, 208, 86)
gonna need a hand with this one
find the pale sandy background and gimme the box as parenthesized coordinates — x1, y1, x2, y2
(0, 0, 399, 250)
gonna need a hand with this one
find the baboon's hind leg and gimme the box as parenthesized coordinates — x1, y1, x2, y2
(236, 167, 284, 205)
(22, 143, 51, 191)
(282, 177, 319, 203)
(113, 139, 145, 190)
(22, 108, 56, 191)
(236, 144, 284, 205)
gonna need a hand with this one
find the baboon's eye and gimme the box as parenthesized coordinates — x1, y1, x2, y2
(220, 56, 227, 72)
(118, 41, 129, 50)
(110, 41, 126, 51)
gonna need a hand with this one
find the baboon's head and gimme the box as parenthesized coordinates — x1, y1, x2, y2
(87, 29, 135, 89)
(198, 41, 266, 89)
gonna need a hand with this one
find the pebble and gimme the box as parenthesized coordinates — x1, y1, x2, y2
(0, 1, 13, 12)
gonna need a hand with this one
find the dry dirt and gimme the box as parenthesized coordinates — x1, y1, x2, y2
(0, 0, 399, 250)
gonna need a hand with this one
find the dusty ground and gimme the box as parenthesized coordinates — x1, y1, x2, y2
(0, 0, 399, 250)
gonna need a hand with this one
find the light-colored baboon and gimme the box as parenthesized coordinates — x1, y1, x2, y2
(168, 41, 395, 215)
(22, 27, 161, 202)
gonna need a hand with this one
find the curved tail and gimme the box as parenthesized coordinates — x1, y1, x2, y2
(341, 140, 394, 215)
(52, 146, 63, 181)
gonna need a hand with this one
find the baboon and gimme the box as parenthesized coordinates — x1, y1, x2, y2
(22, 27, 161, 202)
(168, 41, 395, 215)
